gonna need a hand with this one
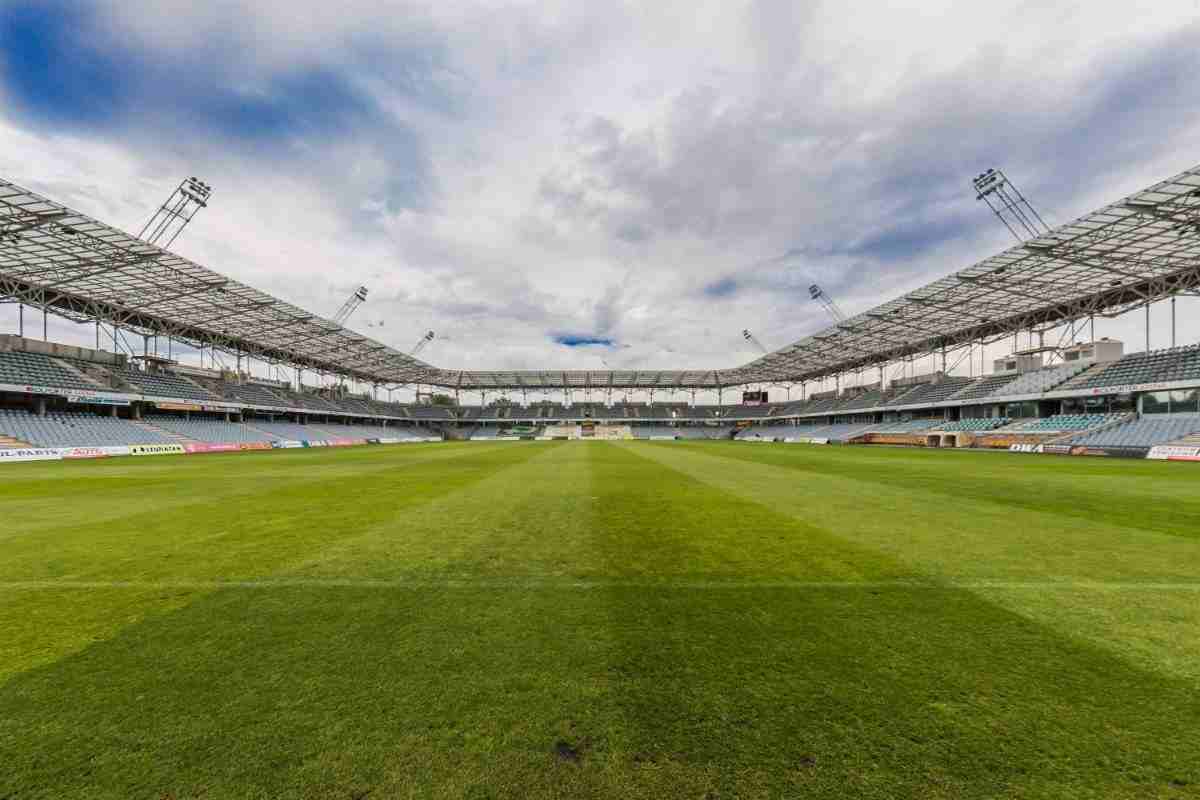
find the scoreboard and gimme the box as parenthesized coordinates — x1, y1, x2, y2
(742, 390, 769, 405)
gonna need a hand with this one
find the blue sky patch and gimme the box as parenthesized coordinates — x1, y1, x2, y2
(553, 334, 615, 347)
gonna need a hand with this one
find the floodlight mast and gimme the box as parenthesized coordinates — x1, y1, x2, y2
(139, 177, 211, 247)
(411, 330, 435, 357)
(742, 329, 769, 355)
(332, 286, 369, 326)
(808, 284, 846, 324)
(972, 168, 1049, 243)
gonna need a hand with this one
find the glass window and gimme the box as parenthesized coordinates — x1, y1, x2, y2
(1170, 389, 1199, 414)
(1142, 391, 1171, 414)
(1110, 394, 1136, 413)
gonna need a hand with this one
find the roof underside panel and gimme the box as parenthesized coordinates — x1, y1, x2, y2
(3, 164, 1199, 389)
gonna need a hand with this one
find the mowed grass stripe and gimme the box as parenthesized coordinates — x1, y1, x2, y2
(0, 441, 513, 542)
(634, 442, 1200, 582)
(285, 441, 614, 580)
(627, 441, 1200, 682)
(592, 443, 1200, 798)
(0, 444, 630, 799)
(0, 443, 545, 684)
(679, 441, 1200, 539)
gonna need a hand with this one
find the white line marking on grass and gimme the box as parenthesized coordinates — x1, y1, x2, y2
(1, 579, 1198, 590)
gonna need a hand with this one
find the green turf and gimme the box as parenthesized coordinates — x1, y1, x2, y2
(1, 441, 1198, 799)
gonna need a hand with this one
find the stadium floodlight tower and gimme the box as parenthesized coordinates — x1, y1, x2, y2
(139, 177, 212, 247)
(333, 286, 369, 326)
(411, 330, 435, 357)
(972, 168, 1049, 243)
(808, 284, 846, 324)
(741, 329, 769, 355)
(809, 284, 847, 392)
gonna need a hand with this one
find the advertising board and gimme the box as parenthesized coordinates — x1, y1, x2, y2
(129, 444, 185, 456)
(0, 448, 62, 463)
(183, 442, 241, 454)
(1147, 445, 1200, 461)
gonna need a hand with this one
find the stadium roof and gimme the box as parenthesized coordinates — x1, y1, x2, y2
(2, 164, 1199, 390)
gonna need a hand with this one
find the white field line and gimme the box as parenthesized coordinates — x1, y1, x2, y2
(0, 578, 1198, 591)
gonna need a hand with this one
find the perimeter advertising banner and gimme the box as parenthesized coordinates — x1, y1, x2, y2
(60, 447, 111, 459)
(1148, 445, 1200, 461)
(238, 442, 273, 451)
(0, 448, 63, 463)
(183, 442, 241, 454)
(130, 444, 186, 456)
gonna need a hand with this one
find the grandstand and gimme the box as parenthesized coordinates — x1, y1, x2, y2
(1, 163, 1200, 458)
(4, 162, 1198, 394)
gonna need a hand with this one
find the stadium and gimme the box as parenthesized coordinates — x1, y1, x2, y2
(3, 3, 1200, 799)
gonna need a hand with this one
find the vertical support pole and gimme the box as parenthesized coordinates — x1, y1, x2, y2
(95, 322, 100, 350)
(1171, 296, 1177, 349)
(1145, 303, 1151, 353)
(18, 304, 23, 337)
(43, 307, 47, 341)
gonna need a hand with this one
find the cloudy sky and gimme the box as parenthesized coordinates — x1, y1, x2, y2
(1, 0, 1198, 399)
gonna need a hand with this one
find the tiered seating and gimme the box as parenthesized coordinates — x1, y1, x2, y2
(409, 405, 454, 420)
(243, 420, 323, 441)
(631, 425, 677, 438)
(949, 374, 1020, 401)
(313, 422, 410, 439)
(674, 426, 732, 439)
(145, 415, 268, 444)
(837, 389, 887, 411)
(810, 421, 884, 442)
(284, 391, 342, 412)
(889, 377, 972, 406)
(988, 364, 1086, 397)
(0, 409, 175, 447)
(336, 397, 375, 415)
(936, 417, 1012, 432)
(1006, 413, 1125, 433)
(685, 406, 721, 419)
(872, 419, 940, 433)
(216, 381, 289, 407)
(1063, 345, 1200, 391)
(365, 399, 409, 417)
(1063, 415, 1200, 449)
(111, 366, 219, 401)
(724, 404, 774, 418)
(735, 424, 803, 440)
(800, 395, 843, 413)
(0, 351, 100, 392)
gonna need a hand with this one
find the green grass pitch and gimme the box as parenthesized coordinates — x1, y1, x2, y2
(1, 441, 1198, 799)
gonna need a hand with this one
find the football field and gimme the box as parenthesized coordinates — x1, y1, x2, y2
(1, 441, 1198, 799)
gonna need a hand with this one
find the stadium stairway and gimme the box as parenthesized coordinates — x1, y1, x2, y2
(66, 359, 130, 391)
(129, 419, 196, 444)
(50, 357, 107, 389)
(1056, 361, 1115, 391)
